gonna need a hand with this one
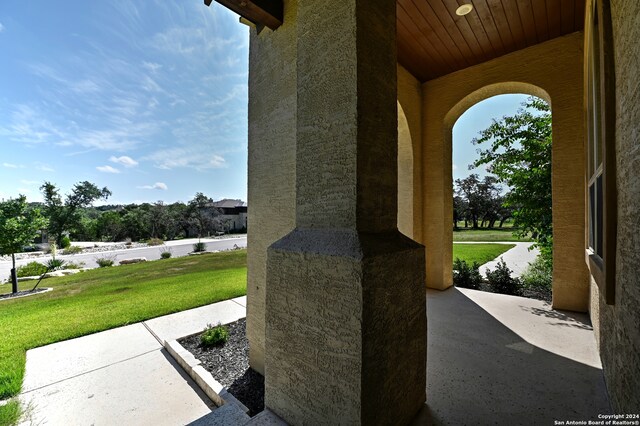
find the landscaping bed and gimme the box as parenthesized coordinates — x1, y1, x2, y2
(178, 318, 264, 417)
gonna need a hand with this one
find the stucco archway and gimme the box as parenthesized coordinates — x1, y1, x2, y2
(398, 100, 414, 238)
(421, 33, 589, 312)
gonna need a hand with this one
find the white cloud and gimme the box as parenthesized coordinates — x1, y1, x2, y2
(142, 62, 162, 73)
(97, 165, 120, 174)
(20, 180, 40, 186)
(109, 155, 138, 167)
(146, 147, 227, 171)
(35, 164, 55, 172)
(137, 182, 167, 190)
(206, 84, 247, 107)
(150, 26, 236, 55)
(3, 163, 22, 169)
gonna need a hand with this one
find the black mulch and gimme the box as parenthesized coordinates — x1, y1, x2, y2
(178, 318, 264, 417)
(475, 282, 552, 303)
(0, 288, 49, 301)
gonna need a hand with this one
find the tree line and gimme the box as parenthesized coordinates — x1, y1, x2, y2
(453, 174, 513, 230)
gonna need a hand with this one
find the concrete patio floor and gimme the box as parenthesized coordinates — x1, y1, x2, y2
(17, 290, 609, 425)
(414, 287, 611, 425)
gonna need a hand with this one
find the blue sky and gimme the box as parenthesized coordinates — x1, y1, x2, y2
(0, 1, 529, 205)
(0, 1, 248, 205)
(453, 94, 530, 183)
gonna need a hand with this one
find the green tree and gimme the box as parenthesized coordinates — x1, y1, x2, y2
(40, 181, 111, 245)
(0, 196, 48, 293)
(472, 97, 552, 262)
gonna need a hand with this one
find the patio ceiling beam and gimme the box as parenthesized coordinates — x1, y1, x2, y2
(204, 0, 283, 31)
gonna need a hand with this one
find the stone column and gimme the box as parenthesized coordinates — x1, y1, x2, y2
(264, 0, 427, 424)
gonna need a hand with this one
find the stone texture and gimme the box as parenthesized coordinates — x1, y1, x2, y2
(421, 32, 590, 313)
(589, 0, 640, 413)
(246, 0, 298, 375)
(266, 231, 426, 425)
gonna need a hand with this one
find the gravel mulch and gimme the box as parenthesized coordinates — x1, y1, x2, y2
(178, 318, 264, 417)
(0, 288, 51, 301)
(473, 282, 552, 303)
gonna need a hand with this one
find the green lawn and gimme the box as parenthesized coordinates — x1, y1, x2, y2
(0, 250, 247, 420)
(453, 243, 515, 265)
(453, 228, 533, 242)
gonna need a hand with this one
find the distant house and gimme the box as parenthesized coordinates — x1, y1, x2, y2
(210, 199, 247, 233)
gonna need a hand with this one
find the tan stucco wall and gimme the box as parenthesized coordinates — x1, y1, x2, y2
(246, 0, 297, 375)
(421, 32, 590, 312)
(263, 0, 426, 422)
(589, 0, 640, 412)
(398, 65, 423, 241)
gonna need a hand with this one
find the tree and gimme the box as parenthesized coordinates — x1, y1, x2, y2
(187, 193, 222, 238)
(454, 174, 502, 229)
(40, 181, 111, 245)
(471, 97, 552, 260)
(0, 196, 48, 293)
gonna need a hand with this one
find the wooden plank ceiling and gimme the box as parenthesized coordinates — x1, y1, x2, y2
(398, 0, 586, 82)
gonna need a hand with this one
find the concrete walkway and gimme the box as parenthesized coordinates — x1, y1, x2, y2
(455, 241, 539, 277)
(18, 297, 246, 426)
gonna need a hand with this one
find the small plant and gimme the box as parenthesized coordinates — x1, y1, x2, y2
(95, 254, 117, 268)
(486, 258, 522, 296)
(15, 261, 48, 278)
(160, 247, 172, 259)
(453, 258, 483, 289)
(60, 236, 71, 249)
(147, 238, 164, 246)
(46, 258, 66, 271)
(63, 261, 86, 270)
(63, 245, 83, 255)
(193, 242, 206, 253)
(521, 254, 552, 290)
(200, 323, 229, 346)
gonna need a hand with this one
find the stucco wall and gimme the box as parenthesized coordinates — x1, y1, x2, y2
(398, 65, 423, 241)
(421, 32, 590, 312)
(589, 0, 640, 412)
(246, 1, 297, 375)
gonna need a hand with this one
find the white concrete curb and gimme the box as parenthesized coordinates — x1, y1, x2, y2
(164, 338, 249, 414)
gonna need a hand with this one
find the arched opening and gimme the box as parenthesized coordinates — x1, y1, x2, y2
(398, 100, 414, 238)
(450, 92, 552, 301)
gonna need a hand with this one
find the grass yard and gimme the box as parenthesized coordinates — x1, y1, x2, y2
(453, 243, 516, 265)
(453, 228, 533, 242)
(0, 250, 247, 421)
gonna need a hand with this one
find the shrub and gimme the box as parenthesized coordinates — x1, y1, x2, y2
(453, 258, 483, 289)
(193, 242, 206, 253)
(200, 323, 229, 346)
(60, 236, 71, 249)
(63, 261, 86, 270)
(160, 247, 172, 259)
(521, 255, 552, 290)
(147, 238, 164, 246)
(95, 254, 117, 268)
(15, 261, 48, 278)
(486, 258, 521, 295)
(46, 258, 66, 271)
(63, 245, 83, 255)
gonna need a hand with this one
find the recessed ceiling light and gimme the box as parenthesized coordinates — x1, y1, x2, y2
(456, 3, 474, 16)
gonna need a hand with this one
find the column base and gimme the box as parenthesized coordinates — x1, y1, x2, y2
(265, 228, 426, 425)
